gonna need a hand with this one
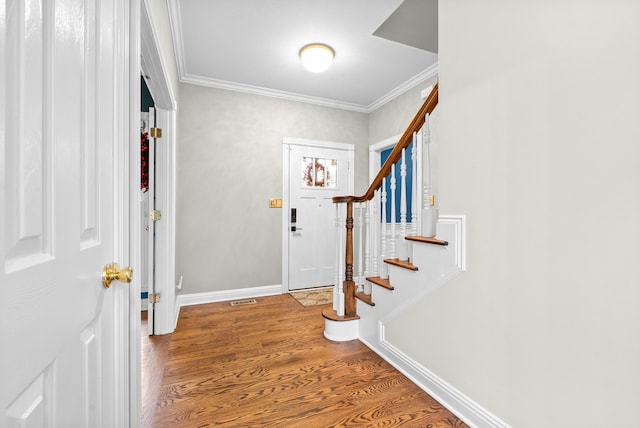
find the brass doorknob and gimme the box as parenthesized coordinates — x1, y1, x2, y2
(102, 263, 133, 288)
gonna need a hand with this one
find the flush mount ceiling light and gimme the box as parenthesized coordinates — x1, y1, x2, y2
(299, 43, 335, 73)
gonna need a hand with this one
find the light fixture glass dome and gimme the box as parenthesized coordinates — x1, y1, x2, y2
(299, 43, 335, 73)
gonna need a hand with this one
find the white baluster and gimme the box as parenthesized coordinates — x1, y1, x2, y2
(422, 113, 437, 237)
(379, 178, 388, 279)
(390, 164, 397, 259)
(398, 148, 408, 261)
(364, 200, 372, 295)
(357, 202, 364, 293)
(411, 132, 418, 236)
(335, 204, 345, 316)
(334, 203, 341, 314)
(371, 189, 379, 278)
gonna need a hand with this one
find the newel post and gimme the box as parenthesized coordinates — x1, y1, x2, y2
(344, 201, 357, 317)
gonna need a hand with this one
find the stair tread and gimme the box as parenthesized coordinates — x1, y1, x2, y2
(322, 308, 360, 321)
(405, 235, 448, 246)
(384, 258, 419, 271)
(355, 291, 375, 306)
(365, 276, 394, 290)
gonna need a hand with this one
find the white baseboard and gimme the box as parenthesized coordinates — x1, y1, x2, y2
(176, 284, 283, 308)
(358, 325, 510, 428)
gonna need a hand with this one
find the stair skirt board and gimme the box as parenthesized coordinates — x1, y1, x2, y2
(351, 216, 491, 425)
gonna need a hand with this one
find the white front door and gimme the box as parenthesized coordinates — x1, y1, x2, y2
(284, 139, 354, 291)
(0, 1, 131, 425)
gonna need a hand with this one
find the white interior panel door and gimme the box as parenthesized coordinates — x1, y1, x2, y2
(0, 1, 129, 425)
(146, 107, 156, 335)
(140, 111, 150, 313)
(287, 142, 354, 291)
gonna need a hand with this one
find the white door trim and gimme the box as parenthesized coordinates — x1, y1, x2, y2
(141, 0, 177, 111)
(128, 0, 179, 422)
(127, 0, 142, 424)
(369, 134, 401, 183)
(281, 137, 355, 294)
(369, 132, 425, 229)
(140, 0, 178, 336)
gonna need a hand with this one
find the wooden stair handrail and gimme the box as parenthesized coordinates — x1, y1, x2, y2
(328, 82, 438, 321)
(333, 82, 438, 205)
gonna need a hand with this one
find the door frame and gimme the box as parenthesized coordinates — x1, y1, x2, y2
(140, 0, 178, 336)
(128, 0, 142, 423)
(128, 0, 179, 422)
(369, 133, 401, 185)
(281, 137, 355, 294)
(370, 132, 424, 229)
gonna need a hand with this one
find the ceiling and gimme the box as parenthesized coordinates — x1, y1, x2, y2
(168, 0, 438, 112)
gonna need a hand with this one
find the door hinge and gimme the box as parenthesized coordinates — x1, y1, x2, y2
(150, 127, 162, 139)
(149, 293, 160, 304)
(150, 210, 162, 221)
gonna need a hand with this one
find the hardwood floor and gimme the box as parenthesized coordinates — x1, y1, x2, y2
(141, 311, 172, 427)
(143, 294, 468, 427)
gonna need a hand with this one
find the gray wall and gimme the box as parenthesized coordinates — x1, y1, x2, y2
(369, 75, 438, 145)
(176, 84, 368, 294)
(385, 1, 640, 427)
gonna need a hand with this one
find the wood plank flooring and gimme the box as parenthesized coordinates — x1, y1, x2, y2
(141, 311, 172, 427)
(144, 294, 468, 427)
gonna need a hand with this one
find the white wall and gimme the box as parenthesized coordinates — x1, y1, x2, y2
(176, 84, 369, 294)
(385, 1, 640, 426)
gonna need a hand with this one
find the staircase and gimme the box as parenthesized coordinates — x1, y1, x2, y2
(323, 83, 466, 342)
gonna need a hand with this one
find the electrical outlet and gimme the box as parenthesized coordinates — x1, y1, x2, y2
(269, 198, 283, 208)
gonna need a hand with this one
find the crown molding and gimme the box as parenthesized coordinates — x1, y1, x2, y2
(366, 62, 439, 112)
(168, 0, 438, 113)
(180, 64, 438, 114)
(180, 74, 371, 113)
